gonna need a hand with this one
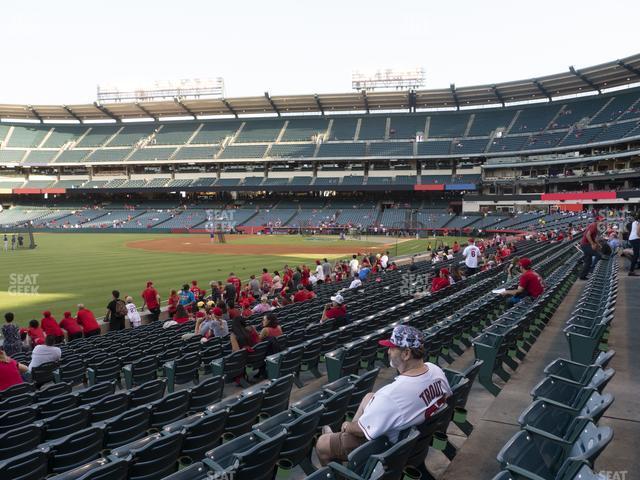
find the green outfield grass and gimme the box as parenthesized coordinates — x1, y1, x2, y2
(0, 233, 463, 326)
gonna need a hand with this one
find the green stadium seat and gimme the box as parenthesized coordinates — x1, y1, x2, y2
(162, 409, 228, 462)
(110, 432, 184, 480)
(187, 375, 225, 413)
(99, 406, 151, 449)
(164, 352, 201, 393)
(128, 379, 166, 408)
(43, 407, 91, 440)
(88, 393, 130, 423)
(76, 382, 116, 405)
(204, 430, 287, 480)
(211, 350, 248, 387)
(325, 341, 364, 383)
(564, 319, 612, 365)
(39, 394, 79, 418)
(257, 374, 294, 418)
(31, 361, 59, 387)
(0, 407, 39, 434)
(208, 388, 264, 440)
(0, 424, 43, 461)
(0, 393, 34, 412)
(496, 423, 613, 480)
(518, 393, 614, 444)
(35, 382, 72, 402)
(149, 390, 190, 428)
(46, 458, 129, 480)
(122, 355, 158, 389)
(0, 450, 49, 480)
(297, 337, 323, 387)
(0, 383, 34, 401)
(265, 345, 304, 380)
(252, 405, 324, 475)
(330, 429, 420, 480)
(293, 382, 354, 432)
(86, 358, 122, 387)
(46, 426, 104, 474)
(53, 360, 86, 386)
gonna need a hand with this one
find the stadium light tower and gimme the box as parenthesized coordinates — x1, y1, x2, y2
(97, 78, 225, 103)
(352, 68, 425, 91)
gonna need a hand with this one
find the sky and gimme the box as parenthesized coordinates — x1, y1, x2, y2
(1, 0, 639, 105)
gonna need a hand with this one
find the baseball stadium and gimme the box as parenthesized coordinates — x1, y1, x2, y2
(0, 3, 639, 479)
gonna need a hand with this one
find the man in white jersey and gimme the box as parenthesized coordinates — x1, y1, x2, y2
(315, 325, 451, 465)
(348, 254, 359, 276)
(462, 237, 482, 276)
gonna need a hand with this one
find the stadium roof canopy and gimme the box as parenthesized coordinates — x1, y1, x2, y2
(2, 54, 640, 123)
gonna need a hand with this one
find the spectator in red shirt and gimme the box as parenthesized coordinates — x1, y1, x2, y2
(76, 304, 101, 337)
(501, 258, 545, 305)
(173, 304, 190, 324)
(190, 280, 203, 301)
(227, 273, 242, 300)
(141, 281, 161, 322)
(321, 294, 347, 328)
(22, 319, 46, 347)
(261, 268, 273, 292)
(60, 311, 83, 341)
(167, 289, 180, 318)
(227, 300, 241, 320)
(304, 284, 316, 300)
(293, 284, 308, 303)
(41, 311, 64, 344)
(579, 218, 603, 280)
(0, 346, 28, 392)
(431, 268, 451, 293)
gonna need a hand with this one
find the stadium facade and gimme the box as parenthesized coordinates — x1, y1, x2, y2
(1, 54, 640, 231)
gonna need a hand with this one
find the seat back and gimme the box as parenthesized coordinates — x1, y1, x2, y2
(0, 393, 34, 412)
(0, 406, 39, 434)
(246, 341, 270, 371)
(88, 392, 130, 423)
(215, 350, 247, 381)
(35, 382, 72, 402)
(348, 368, 380, 413)
(31, 361, 59, 387)
(88, 358, 121, 385)
(172, 353, 201, 386)
(223, 389, 265, 438)
(0, 383, 34, 401)
(128, 356, 159, 387)
(0, 424, 43, 461)
(129, 379, 166, 408)
(255, 406, 324, 466)
(569, 422, 614, 464)
(149, 391, 190, 428)
(39, 393, 79, 418)
(362, 429, 420, 480)
(44, 407, 91, 440)
(320, 384, 354, 430)
(235, 431, 287, 480)
(103, 406, 151, 449)
(54, 359, 86, 386)
(0, 450, 49, 480)
(76, 382, 116, 405)
(124, 432, 184, 480)
(188, 376, 224, 412)
(260, 375, 294, 418)
(163, 409, 228, 462)
(48, 426, 104, 474)
(406, 405, 452, 467)
(47, 458, 129, 480)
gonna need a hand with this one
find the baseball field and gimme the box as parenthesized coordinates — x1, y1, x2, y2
(0, 232, 460, 326)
